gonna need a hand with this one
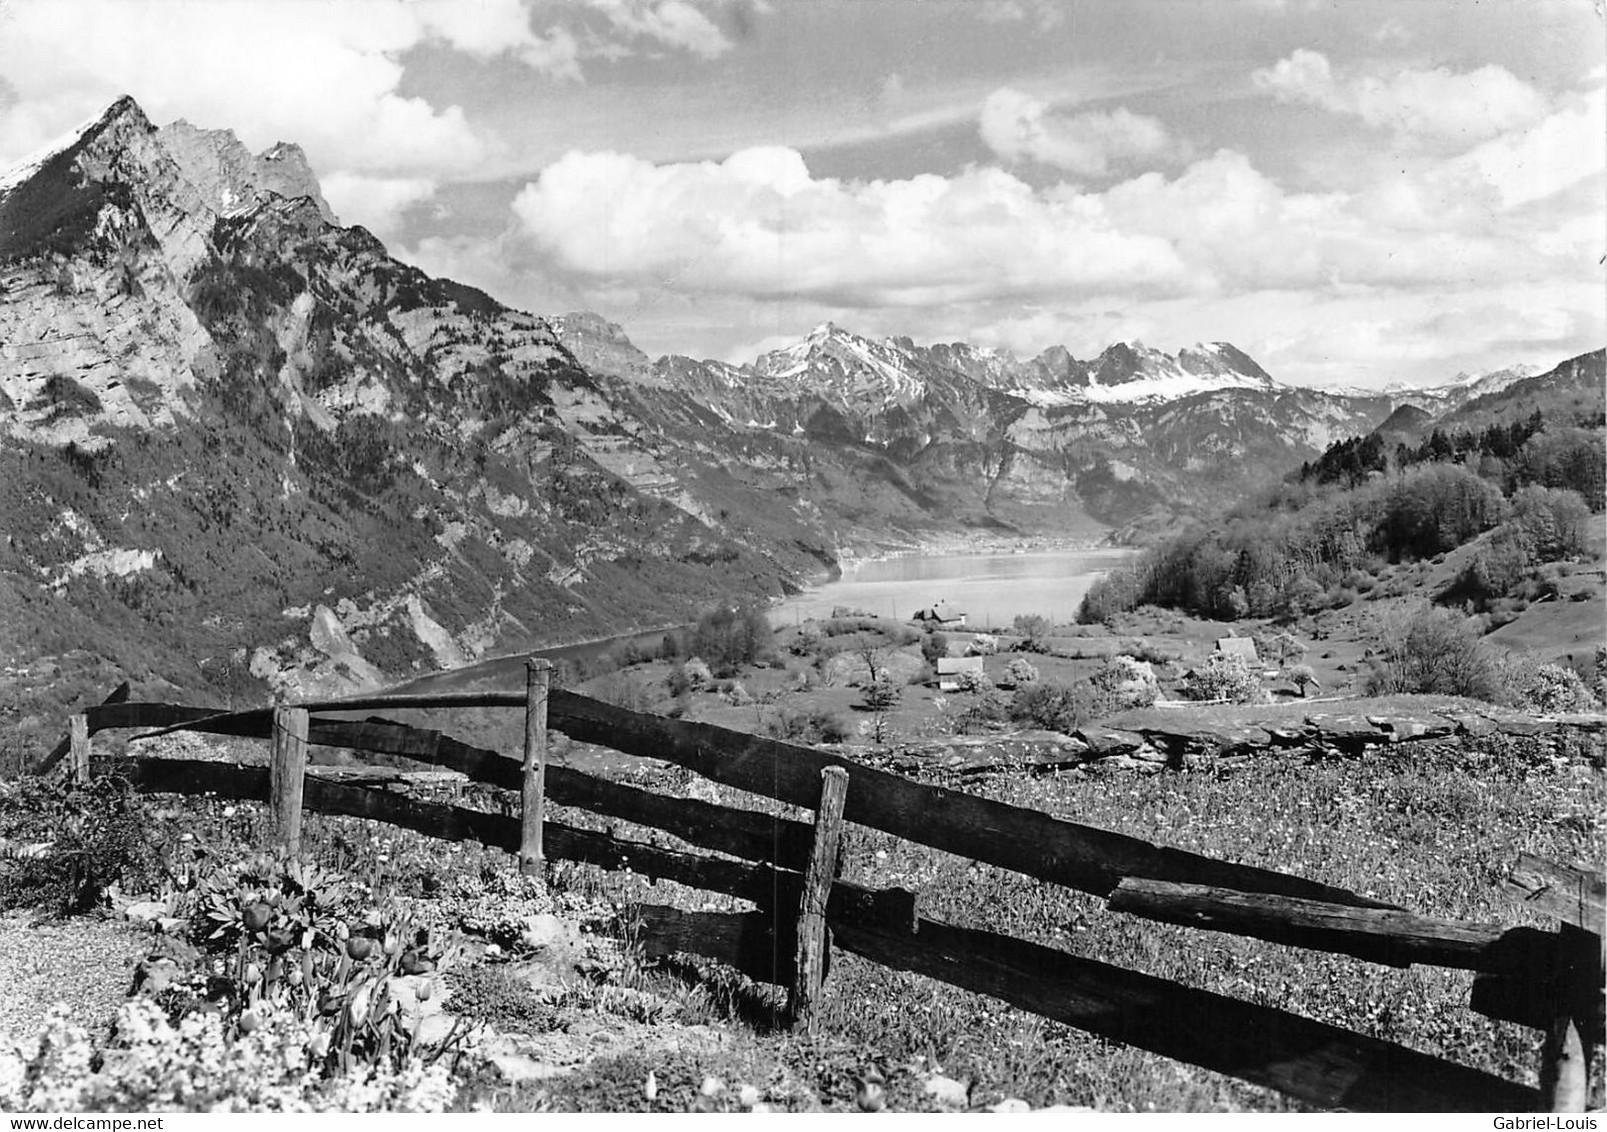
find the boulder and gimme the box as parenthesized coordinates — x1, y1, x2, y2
(124, 900, 169, 926)
(1076, 726, 1146, 757)
(991, 1098, 1033, 1113)
(1364, 712, 1457, 743)
(923, 1074, 970, 1108)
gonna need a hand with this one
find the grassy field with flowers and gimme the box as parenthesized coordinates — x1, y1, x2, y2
(0, 723, 1601, 1112)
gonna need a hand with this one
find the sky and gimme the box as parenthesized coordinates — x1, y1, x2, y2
(0, 0, 1603, 389)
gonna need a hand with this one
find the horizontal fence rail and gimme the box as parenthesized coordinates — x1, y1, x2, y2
(107, 694, 1401, 910)
(42, 684, 1604, 1113)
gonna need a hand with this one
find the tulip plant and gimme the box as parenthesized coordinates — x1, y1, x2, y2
(184, 851, 462, 1078)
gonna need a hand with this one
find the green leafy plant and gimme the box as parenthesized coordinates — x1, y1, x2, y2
(1182, 653, 1266, 704)
(0, 777, 165, 914)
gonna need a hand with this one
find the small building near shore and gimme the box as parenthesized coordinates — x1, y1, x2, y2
(913, 601, 967, 627)
(936, 655, 986, 691)
(1214, 637, 1259, 663)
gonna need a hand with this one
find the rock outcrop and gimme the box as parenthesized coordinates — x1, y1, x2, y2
(157, 120, 338, 224)
(889, 695, 1606, 779)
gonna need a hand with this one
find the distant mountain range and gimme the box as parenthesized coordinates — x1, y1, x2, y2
(0, 95, 1598, 724)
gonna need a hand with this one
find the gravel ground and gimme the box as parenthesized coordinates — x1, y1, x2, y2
(0, 911, 146, 1048)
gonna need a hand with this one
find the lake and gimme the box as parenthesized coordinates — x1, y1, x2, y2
(771, 547, 1135, 629)
(394, 545, 1133, 695)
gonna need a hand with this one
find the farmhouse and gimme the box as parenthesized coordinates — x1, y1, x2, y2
(936, 655, 985, 691)
(913, 600, 966, 627)
(1214, 637, 1259, 663)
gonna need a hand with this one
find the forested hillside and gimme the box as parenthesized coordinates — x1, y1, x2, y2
(1080, 350, 1606, 626)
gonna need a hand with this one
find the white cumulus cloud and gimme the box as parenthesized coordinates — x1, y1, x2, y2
(321, 174, 439, 237)
(596, 0, 733, 58)
(979, 88, 1179, 177)
(1252, 49, 1551, 141)
(0, 0, 493, 175)
(509, 147, 1191, 306)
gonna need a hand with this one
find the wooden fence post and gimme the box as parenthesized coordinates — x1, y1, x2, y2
(1500, 853, 1604, 1112)
(521, 659, 553, 878)
(1539, 924, 1599, 1112)
(270, 706, 309, 854)
(790, 765, 850, 1031)
(69, 714, 90, 786)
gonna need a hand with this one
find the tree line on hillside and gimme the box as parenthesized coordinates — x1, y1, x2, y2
(1080, 410, 1603, 626)
(1298, 409, 1604, 502)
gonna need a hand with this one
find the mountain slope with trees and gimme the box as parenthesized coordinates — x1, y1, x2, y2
(1081, 350, 1606, 634)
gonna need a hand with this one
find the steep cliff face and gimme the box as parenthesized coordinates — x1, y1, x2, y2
(157, 120, 338, 224)
(0, 96, 816, 722)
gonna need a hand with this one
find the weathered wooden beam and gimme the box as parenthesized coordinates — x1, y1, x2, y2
(34, 682, 131, 775)
(1108, 878, 1552, 973)
(92, 700, 233, 735)
(790, 766, 850, 1031)
(1502, 853, 1606, 938)
(271, 707, 309, 854)
(521, 659, 552, 878)
(69, 715, 90, 787)
(830, 914, 1537, 1113)
(633, 905, 799, 987)
(308, 717, 515, 782)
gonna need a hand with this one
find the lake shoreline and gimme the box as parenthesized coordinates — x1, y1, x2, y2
(395, 533, 1124, 693)
(832, 531, 1113, 571)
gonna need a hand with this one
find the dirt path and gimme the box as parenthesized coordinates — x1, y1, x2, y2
(0, 911, 147, 1047)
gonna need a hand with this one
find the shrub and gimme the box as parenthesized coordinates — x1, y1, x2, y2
(691, 603, 774, 677)
(1009, 681, 1087, 733)
(859, 670, 902, 712)
(954, 668, 993, 694)
(1286, 663, 1319, 696)
(789, 624, 822, 657)
(887, 624, 920, 647)
(1496, 655, 1600, 714)
(765, 708, 850, 745)
(593, 672, 655, 713)
(1093, 655, 1159, 710)
(1004, 658, 1039, 686)
(1365, 606, 1500, 701)
(0, 778, 163, 914)
(722, 680, 754, 707)
(1182, 653, 1267, 704)
(1012, 614, 1052, 652)
(954, 684, 1009, 733)
(681, 657, 713, 690)
(446, 966, 563, 1033)
(966, 634, 998, 657)
(919, 631, 949, 667)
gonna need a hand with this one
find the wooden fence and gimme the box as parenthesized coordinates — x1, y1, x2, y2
(34, 676, 1604, 1113)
